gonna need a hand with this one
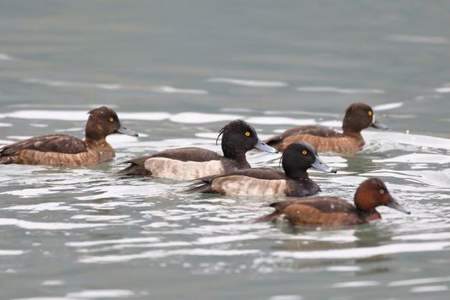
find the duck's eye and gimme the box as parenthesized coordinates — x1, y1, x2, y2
(244, 131, 251, 137)
(301, 150, 308, 156)
(368, 110, 373, 117)
(379, 189, 385, 194)
(108, 117, 114, 123)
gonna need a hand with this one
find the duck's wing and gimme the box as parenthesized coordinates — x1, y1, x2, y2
(0, 134, 87, 157)
(186, 168, 287, 194)
(257, 197, 361, 225)
(119, 147, 222, 177)
(266, 126, 342, 146)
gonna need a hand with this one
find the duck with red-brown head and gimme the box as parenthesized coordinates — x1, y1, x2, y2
(265, 102, 388, 155)
(256, 177, 410, 227)
(0, 106, 138, 167)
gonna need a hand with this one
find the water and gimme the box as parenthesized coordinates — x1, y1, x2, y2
(1, 0, 450, 299)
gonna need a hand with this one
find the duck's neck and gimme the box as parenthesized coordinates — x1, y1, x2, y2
(85, 137, 111, 149)
(342, 127, 362, 138)
(358, 209, 381, 222)
(286, 169, 310, 181)
(223, 149, 250, 168)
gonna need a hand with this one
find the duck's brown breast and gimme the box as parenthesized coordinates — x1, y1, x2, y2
(278, 134, 364, 154)
(211, 175, 287, 196)
(144, 157, 226, 180)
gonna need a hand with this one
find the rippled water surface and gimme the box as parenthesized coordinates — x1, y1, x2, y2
(1, 1, 450, 299)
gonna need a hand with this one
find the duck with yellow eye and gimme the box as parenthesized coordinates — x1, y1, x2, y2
(187, 142, 337, 197)
(0, 106, 138, 167)
(265, 102, 388, 155)
(119, 119, 277, 180)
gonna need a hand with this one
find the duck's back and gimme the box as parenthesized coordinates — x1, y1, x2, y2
(266, 125, 362, 153)
(267, 197, 364, 226)
(120, 147, 238, 180)
(0, 134, 104, 166)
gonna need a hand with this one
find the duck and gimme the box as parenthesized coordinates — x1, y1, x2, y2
(119, 119, 277, 180)
(0, 106, 138, 167)
(265, 102, 388, 154)
(256, 177, 410, 226)
(187, 142, 336, 197)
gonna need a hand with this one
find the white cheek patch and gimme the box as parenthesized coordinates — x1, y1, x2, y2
(145, 157, 225, 180)
(212, 175, 287, 196)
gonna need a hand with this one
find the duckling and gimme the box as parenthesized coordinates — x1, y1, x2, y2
(119, 119, 277, 180)
(266, 102, 387, 154)
(188, 142, 336, 197)
(256, 177, 410, 226)
(0, 106, 138, 167)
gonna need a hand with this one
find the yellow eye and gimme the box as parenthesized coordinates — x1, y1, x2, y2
(108, 117, 114, 123)
(301, 150, 308, 156)
(244, 131, 251, 137)
(368, 111, 373, 117)
(379, 189, 385, 194)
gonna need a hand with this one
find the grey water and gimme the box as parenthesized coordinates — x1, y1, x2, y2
(1, 0, 450, 299)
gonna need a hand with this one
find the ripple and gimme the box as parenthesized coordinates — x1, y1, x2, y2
(296, 86, 384, 94)
(169, 112, 243, 124)
(0, 218, 106, 230)
(80, 248, 261, 263)
(273, 242, 450, 260)
(332, 281, 380, 288)
(386, 34, 450, 45)
(66, 289, 135, 298)
(207, 77, 288, 87)
(373, 102, 404, 111)
(22, 78, 208, 95)
(0, 249, 25, 256)
(0, 53, 13, 60)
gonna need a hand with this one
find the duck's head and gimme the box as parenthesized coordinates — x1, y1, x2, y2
(217, 119, 277, 159)
(342, 102, 388, 134)
(85, 106, 138, 140)
(354, 177, 410, 214)
(281, 142, 336, 178)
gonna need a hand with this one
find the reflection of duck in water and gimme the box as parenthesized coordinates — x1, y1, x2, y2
(266, 103, 388, 155)
(257, 178, 410, 226)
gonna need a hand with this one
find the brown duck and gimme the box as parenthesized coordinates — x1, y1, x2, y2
(0, 106, 138, 167)
(266, 102, 388, 154)
(256, 177, 410, 227)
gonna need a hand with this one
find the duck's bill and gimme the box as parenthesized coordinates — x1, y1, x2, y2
(117, 126, 139, 137)
(254, 140, 278, 153)
(311, 157, 337, 173)
(386, 198, 410, 215)
(370, 120, 388, 130)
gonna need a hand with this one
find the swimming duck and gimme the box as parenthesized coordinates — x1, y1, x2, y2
(188, 142, 336, 197)
(0, 106, 138, 167)
(256, 177, 410, 226)
(119, 119, 277, 180)
(265, 102, 387, 154)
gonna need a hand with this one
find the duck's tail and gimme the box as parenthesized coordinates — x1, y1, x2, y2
(117, 163, 151, 176)
(184, 177, 213, 193)
(253, 202, 286, 223)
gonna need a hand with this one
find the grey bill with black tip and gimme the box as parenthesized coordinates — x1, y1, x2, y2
(254, 140, 278, 153)
(117, 126, 139, 137)
(386, 198, 411, 214)
(311, 157, 337, 173)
